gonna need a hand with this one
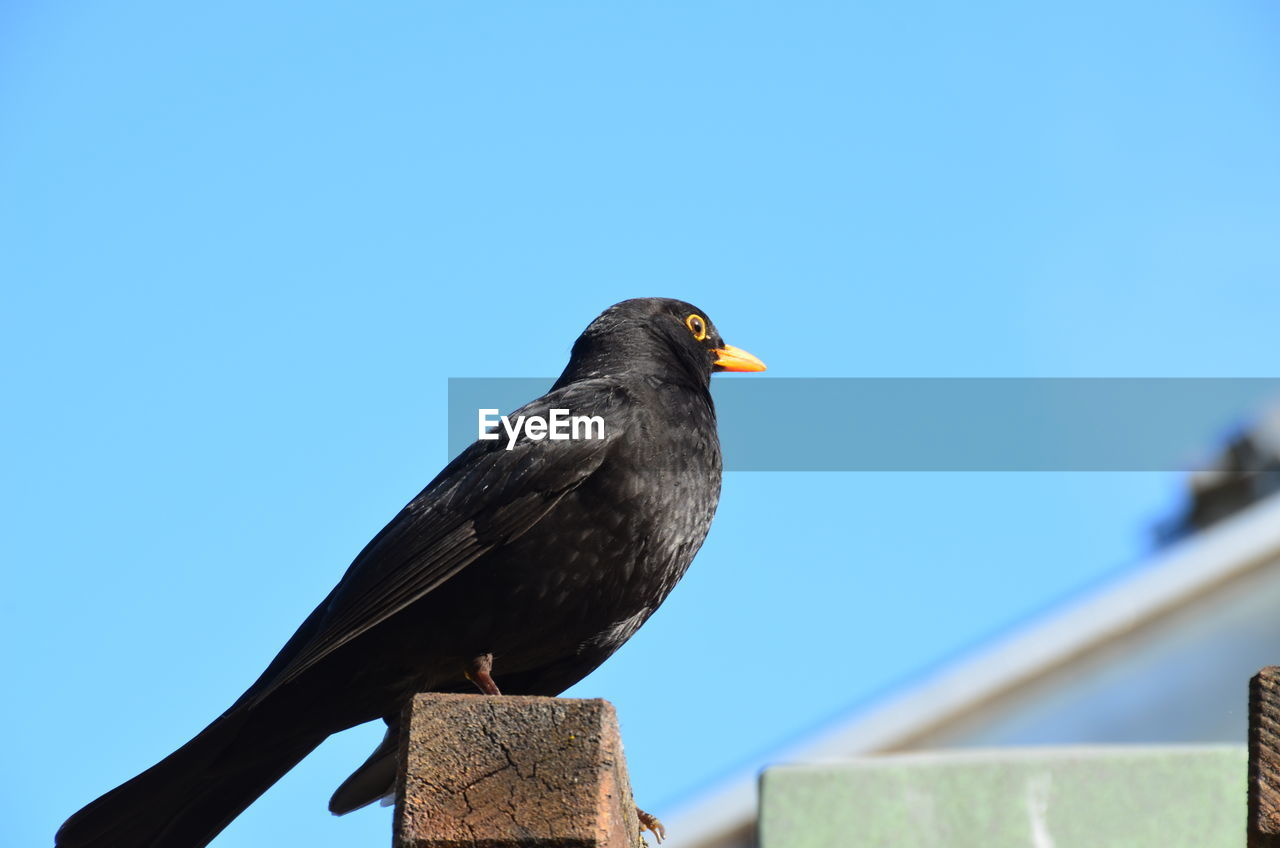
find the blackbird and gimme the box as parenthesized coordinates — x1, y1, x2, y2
(56, 297, 765, 847)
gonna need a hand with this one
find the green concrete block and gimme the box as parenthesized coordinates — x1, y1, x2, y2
(759, 746, 1246, 848)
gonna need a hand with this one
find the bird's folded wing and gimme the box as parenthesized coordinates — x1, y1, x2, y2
(244, 379, 631, 704)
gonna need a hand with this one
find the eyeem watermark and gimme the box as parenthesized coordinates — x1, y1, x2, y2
(478, 408, 606, 450)
(453, 378, 1280, 470)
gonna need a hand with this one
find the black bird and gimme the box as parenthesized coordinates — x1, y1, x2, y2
(57, 297, 765, 847)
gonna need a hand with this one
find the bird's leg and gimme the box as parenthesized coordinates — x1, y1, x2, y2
(464, 653, 502, 696)
(637, 807, 666, 844)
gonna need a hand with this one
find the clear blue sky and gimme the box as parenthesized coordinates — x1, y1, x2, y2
(4, 3, 1279, 846)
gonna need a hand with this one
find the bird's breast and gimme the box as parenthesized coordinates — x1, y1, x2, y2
(471, 410, 721, 667)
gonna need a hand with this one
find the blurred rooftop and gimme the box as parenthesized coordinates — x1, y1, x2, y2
(666, 420, 1280, 848)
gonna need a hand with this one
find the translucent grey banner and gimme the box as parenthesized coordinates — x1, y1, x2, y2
(447, 378, 1280, 471)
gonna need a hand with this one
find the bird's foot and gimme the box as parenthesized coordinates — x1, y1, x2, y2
(637, 807, 665, 844)
(464, 653, 502, 696)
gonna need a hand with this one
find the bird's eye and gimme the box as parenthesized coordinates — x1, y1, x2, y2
(685, 314, 707, 341)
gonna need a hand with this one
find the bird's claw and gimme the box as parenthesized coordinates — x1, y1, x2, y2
(637, 807, 666, 844)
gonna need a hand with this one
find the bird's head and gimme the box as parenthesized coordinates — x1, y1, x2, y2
(558, 298, 766, 390)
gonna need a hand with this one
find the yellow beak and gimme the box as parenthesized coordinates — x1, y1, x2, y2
(712, 344, 767, 373)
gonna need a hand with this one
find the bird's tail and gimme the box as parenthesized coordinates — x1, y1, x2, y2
(328, 719, 400, 815)
(55, 707, 325, 848)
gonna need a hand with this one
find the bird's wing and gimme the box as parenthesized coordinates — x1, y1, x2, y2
(245, 378, 631, 704)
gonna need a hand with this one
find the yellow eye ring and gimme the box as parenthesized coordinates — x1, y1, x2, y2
(685, 313, 707, 341)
